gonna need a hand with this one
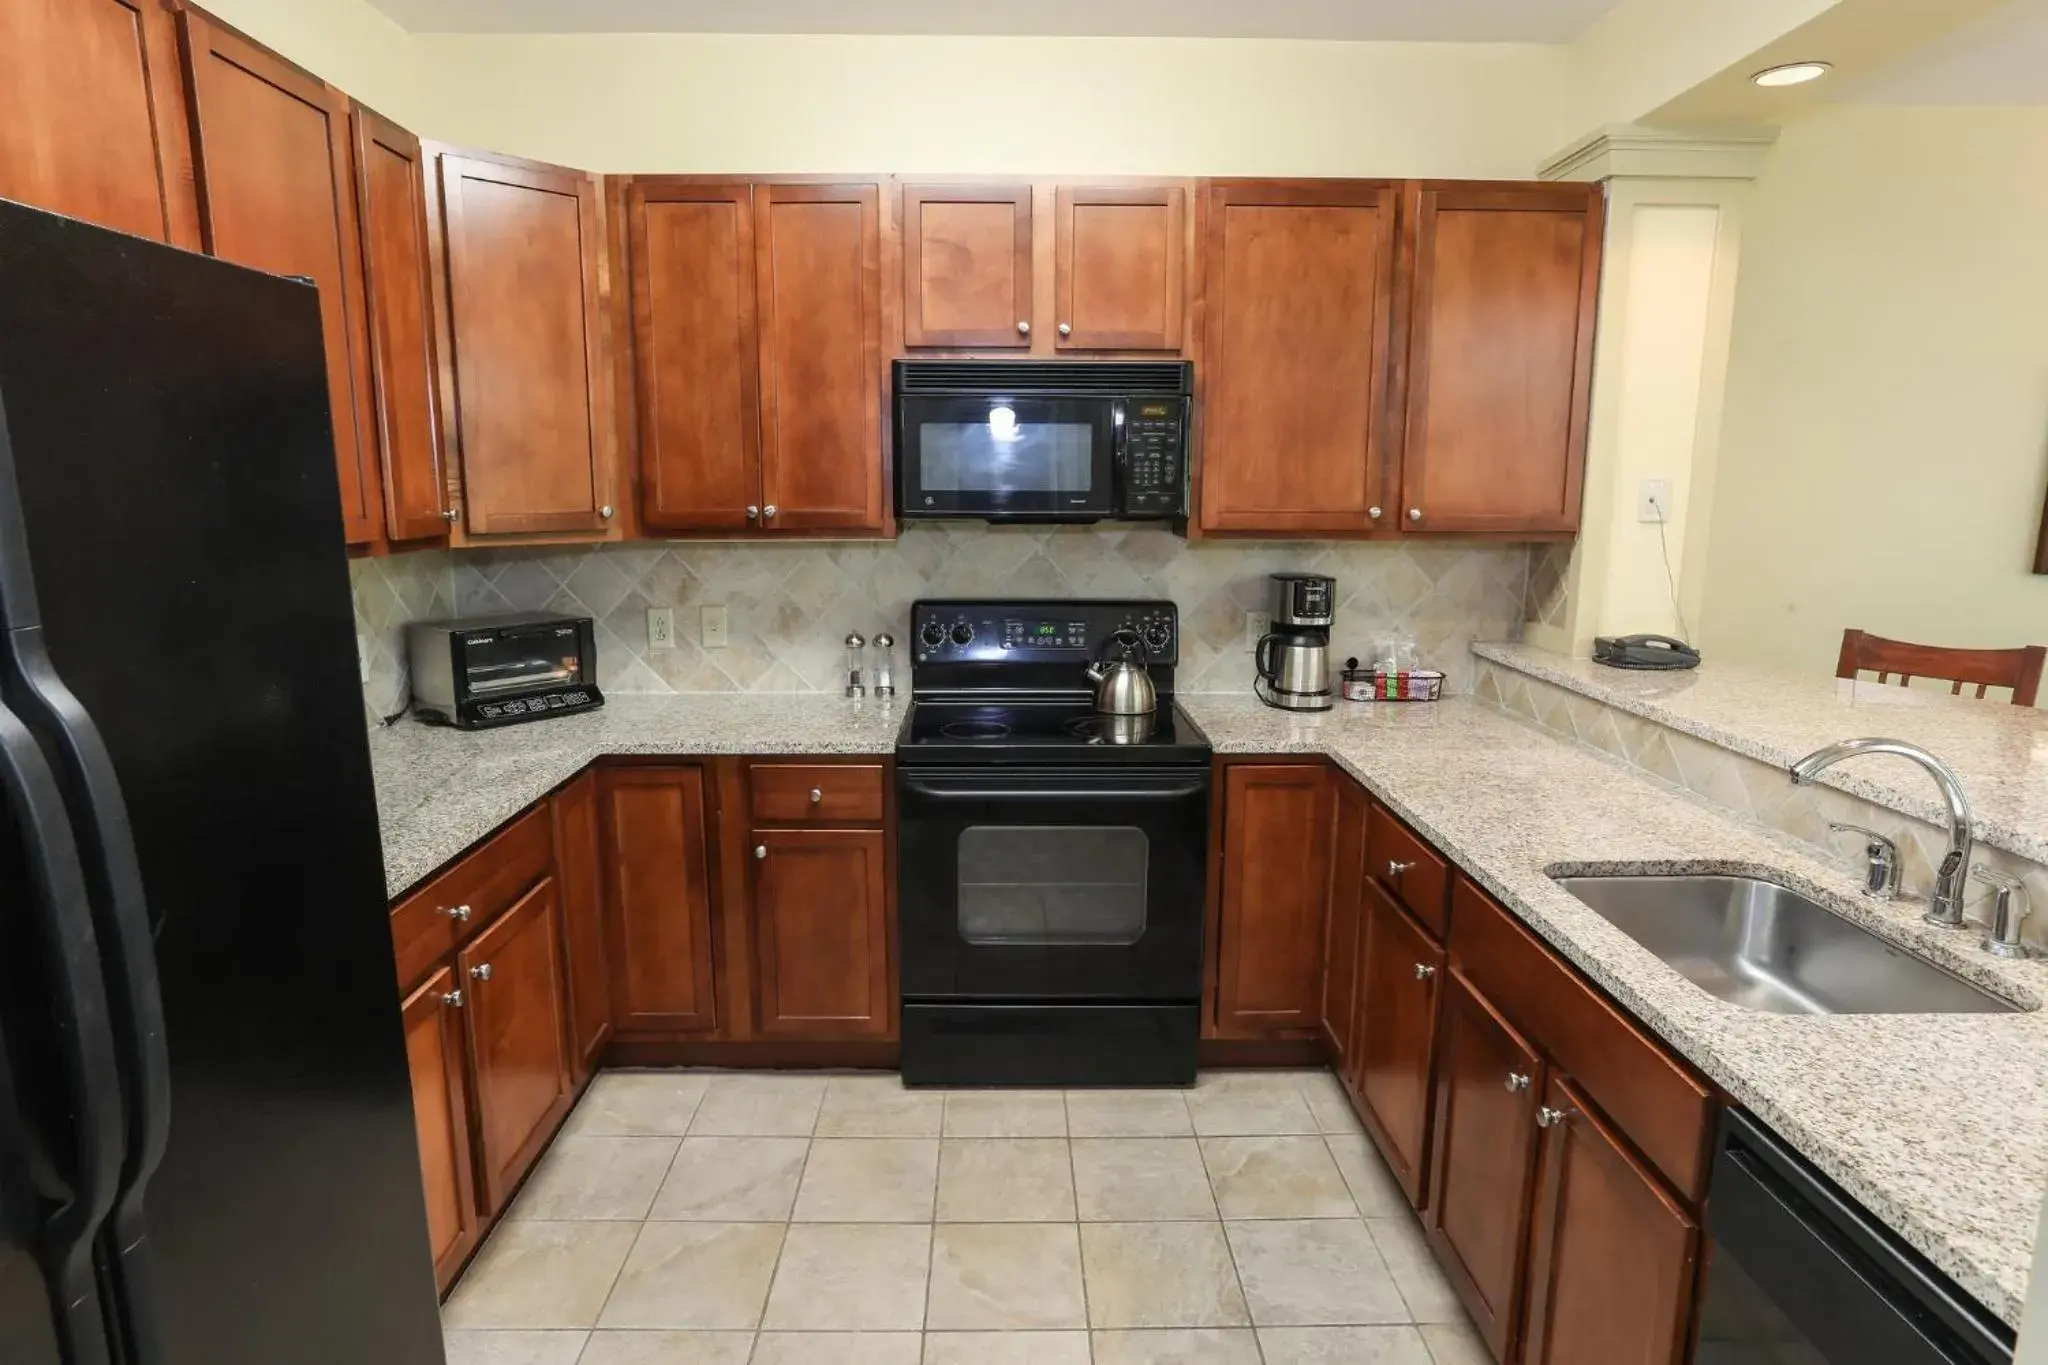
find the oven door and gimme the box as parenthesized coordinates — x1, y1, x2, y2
(896, 394, 1117, 520)
(898, 765, 1207, 1002)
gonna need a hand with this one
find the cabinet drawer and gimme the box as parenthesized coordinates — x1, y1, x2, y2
(391, 805, 554, 990)
(1449, 877, 1715, 1202)
(1369, 805, 1448, 937)
(750, 763, 886, 824)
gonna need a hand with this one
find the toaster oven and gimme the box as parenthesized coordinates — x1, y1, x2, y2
(406, 612, 603, 728)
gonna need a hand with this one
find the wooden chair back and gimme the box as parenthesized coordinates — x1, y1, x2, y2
(1836, 629, 2046, 707)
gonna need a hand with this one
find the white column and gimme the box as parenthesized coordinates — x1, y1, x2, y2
(1525, 124, 1776, 656)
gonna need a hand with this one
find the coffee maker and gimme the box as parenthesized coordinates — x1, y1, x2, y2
(1254, 572, 1335, 712)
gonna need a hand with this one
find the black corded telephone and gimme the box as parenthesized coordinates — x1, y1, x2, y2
(1592, 634, 1702, 671)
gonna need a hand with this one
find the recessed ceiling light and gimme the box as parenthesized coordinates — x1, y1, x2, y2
(1751, 61, 1833, 87)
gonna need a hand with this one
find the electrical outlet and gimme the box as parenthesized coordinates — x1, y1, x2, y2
(647, 608, 675, 650)
(701, 604, 729, 649)
(1638, 478, 1673, 524)
(356, 633, 371, 683)
(1245, 611, 1271, 652)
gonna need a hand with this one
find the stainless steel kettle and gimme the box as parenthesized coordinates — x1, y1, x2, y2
(1086, 629, 1157, 716)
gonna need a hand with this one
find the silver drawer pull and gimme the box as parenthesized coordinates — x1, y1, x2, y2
(442, 903, 472, 923)
(1504, 1072, 1531, 1094)
(809, 788, 823, 804)
(469, 963, 492, 982)
(442, 989, 464, 1008)
(1386, 860, 1416, 879)
(755, 845, 768, 859)
(1537, 1105, 1575, 1129)
(1413, 962, 1436, 980)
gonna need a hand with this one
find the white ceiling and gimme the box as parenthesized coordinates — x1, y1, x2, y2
(1846, 0, 2048, 104)
(363, 0, 1622, 42)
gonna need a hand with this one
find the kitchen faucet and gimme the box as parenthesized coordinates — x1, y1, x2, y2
(1789, 739, 1974, 928)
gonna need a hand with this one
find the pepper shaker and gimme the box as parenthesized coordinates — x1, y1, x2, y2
(843, 632, 867, 698)
(872, 632, 897, 698)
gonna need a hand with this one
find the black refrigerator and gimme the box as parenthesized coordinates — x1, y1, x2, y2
(0, 200, 446, 1363)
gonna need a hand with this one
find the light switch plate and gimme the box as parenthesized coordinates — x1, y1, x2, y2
(1638, 478, 1673, 524)
(647, 608, 675, 650)
(1245, 611, 1271, 653)
(701, 604, 729, 649)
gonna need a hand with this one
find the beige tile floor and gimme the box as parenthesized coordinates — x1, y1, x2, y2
(442, 1069, 1491, 1365)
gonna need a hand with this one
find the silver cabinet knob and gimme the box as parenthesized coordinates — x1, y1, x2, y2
(442, 988, 464, 1008)
(1413, 962, 1436, 980)
(469, 963, 493, 982)
(746, 505, 760, 520)
(442, 903, 473, 923)
(1505, 1073, 1531, 1093)
(600, 504, 614, 519)
(1369, 506, 1383, 520)
(1408, 508, 1423, 522)
(1058, 323, 1072, 337)
(763, 505, 778, 518)
(1387, 860, 1416, 879)
(754, 845, 768, 859)
(1016, 320, 1031, 335)
(441, 507, 460, 523)
(809, 788, 823, 804)
(1537, 1105, 1574, 1129)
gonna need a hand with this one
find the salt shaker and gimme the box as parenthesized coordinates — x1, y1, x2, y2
(843, 632, 867, 698)
(872, 632, 897, 698)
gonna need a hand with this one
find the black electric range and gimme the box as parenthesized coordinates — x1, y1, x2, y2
(896, 599, 1212, 1087)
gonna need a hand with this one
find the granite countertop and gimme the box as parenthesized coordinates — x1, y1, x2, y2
(1475, 641, 2048, 864)
(370, 689, 2048, 1327)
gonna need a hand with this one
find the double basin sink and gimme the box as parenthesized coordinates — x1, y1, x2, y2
(1552, 874, 2017, 1015)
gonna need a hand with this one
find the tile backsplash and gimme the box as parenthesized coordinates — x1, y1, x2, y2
(354, 527, 1534, 715)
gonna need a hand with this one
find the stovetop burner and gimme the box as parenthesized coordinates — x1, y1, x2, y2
(1064, 713, 1157, 744)
(899, 700, 1209, 766)
(941, 719, 1013, 740)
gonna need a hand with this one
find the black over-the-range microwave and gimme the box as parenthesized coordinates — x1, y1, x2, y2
(893, 359, 1193, 524)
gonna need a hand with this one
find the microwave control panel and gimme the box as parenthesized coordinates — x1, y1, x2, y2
(1119, 399, 1187, 517)
(911, 600, 1178, 667)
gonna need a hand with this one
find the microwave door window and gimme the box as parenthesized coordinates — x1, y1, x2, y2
(919, 411, 1097, 497)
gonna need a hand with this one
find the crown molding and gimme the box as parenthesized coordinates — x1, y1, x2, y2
(1540, 123, 1780, 183)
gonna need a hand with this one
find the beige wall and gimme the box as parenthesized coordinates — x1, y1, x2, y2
(1700, 104, 2048, 689)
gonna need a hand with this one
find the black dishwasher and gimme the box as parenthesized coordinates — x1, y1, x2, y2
(1699, 1108, 2016, 1364)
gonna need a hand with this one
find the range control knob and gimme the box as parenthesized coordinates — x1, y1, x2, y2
(919, 620, 947, 649)
(950, 621, 976, 646)
(1141, 620, 1173, 655)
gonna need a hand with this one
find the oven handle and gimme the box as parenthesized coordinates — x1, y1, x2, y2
(903, 778, 1208, 803)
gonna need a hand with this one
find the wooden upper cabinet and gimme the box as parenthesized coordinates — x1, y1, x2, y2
(1397, 181, 1601, 535)
(1055, 186, 1184, 351)
(1428, 969, 1545, 1363)
(628, 181, 760, 531)
(0, 0, 200, 248)
(351, 105, 449, 543)
(1351, 885, 1445, 1207)
(459, 878, 574, 1216)
(1524, 1074, 1700, 1365)
(400, 964, 477, 1292)
(180, 12, 382, 545)
(902, 184, 1032, 348)
(754, 182, 885, 532)
(750, 827, 892, 1038)
(1213, 763, 1334, 1037)
(599, 766, 719, 1034)
(1198, 181, 1398, 535)
(434, 150, 616, 537)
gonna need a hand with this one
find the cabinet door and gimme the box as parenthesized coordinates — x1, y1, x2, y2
(1428, 969, 1544, 1363)
(754, 183, 885, 532)
(1352, 885, 1444, 1207)
(628, 181, 760, 531)
(0, 0, 199, 248)
(600, 766, 719, 1034)
(437, 151, 615, 536)
(1524, 1075, 1699, 1365)
(903, 184, 1032, 348)
(459, 878, 574, 1216)
(352, 105, 449, 542)
(181, 13, 382, 545)
(751, 828, 892, 1038)
(552, 771, 611, 1081)
(1397, 182, 1601, 535)
(400, 964, 477, 1292)
(1214, 763, 1334, 1037)
(1055, 186, 1184, 351)
(1198, 181, 1397, 534)
(1319, 778, 1370, 1068)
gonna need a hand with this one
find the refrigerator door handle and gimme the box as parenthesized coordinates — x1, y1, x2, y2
(0, 701, 124, 1365)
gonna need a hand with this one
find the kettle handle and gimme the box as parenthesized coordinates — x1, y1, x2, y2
(1254, 632, 1279, 681)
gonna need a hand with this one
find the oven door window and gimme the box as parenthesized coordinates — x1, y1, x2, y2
(900, 396, 1115, 517)
(958, 826, 1147, 946)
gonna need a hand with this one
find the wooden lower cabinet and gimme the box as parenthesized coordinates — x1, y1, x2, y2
(1213, 763, 1334, 1037)
(1523, 1074, 1700, 1365)
(552, 771, 612, 1079)
(400, 964, 476, 1292)
(1350, 884, 1443, 1205)
(1427, 969, 1544, 1362)
(600, 765, 720, 1034)
(459, 878, 575, 1215)
(1318, 777, 1369, 1067)
(750, 827, 892, 1038)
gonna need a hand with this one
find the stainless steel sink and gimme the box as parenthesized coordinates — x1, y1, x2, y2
(1552, 874, 2017, 1015)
